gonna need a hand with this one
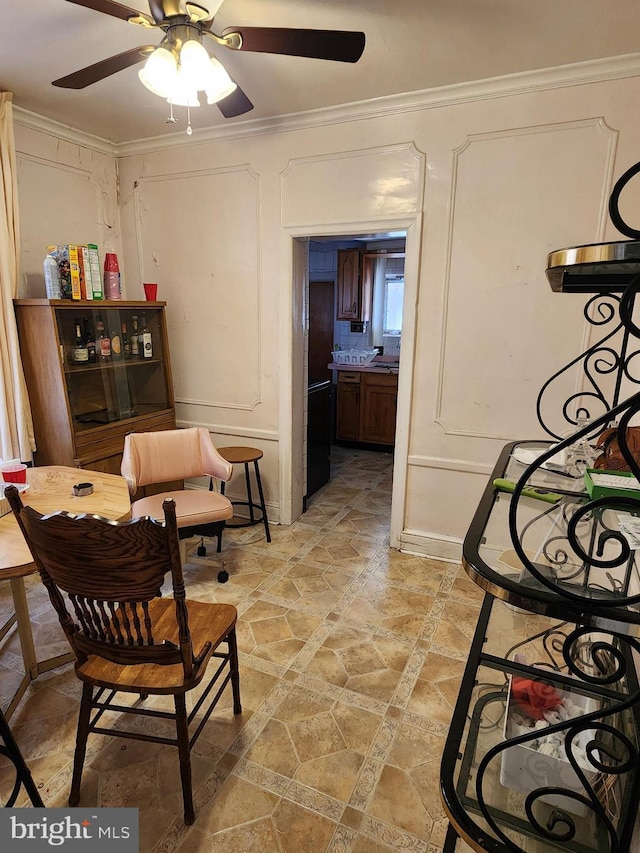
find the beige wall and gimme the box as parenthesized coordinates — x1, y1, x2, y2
(14, 124, 120, 294)
(14, 67, 640, 557)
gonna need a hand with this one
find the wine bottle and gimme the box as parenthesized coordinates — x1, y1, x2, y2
(96, 315, 111, 361)
(122, 322, 132, 359)
(83, 318, 97, 363)
(72, 320, 89, 365)
(140, 315, 153, 359)
(131, 315, 140, 358)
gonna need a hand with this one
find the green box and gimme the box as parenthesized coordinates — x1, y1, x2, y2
(584, 468, 640, 500)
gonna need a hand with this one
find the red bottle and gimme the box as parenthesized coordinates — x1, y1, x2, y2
(104, 253, 121, 300)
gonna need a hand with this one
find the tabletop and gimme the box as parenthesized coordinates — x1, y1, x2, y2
(0, 466, 131, 578)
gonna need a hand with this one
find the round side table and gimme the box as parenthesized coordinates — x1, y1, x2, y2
(217, 447, 271, 543)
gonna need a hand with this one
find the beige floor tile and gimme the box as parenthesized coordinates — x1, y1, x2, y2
(407, 680, 455, 728)
(294, 748, 364, 801)
(272, 685, 334, 722)
(367, 764, 434, 839)
(351, 834, 398, 853)
(0, 447, 490, 852)
(181, 817, 281, 852)
(272, 799, 336, 853)
(196, 776, 279, 834)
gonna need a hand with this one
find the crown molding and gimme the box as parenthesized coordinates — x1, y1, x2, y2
(13, 52, 640, 159)
(12, 107, 116, 156)
(116, 52, 640, 157)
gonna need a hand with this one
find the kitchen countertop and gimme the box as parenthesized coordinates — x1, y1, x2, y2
(328, 361, 399, 374)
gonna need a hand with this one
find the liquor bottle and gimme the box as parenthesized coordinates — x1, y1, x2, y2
(83, 318, 97, 364)
(95, 315, 111, 361)
(110, 321, 123, 360)
(131, 315, 140, 358)
(71, 320, 89, 365)
(122, 322, 132, 359)
(140, 315, 153, 359)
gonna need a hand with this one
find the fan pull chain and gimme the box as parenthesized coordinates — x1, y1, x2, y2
(166, 100, 178, 125)
(187, 105, 193, 136)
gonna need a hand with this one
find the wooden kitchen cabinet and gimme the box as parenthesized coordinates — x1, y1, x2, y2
(336, 370, 398, 446)
(14, 299, 176, 475)
(337, 250, 372, 322)
(337, 250, 360, 320)
(360, 372, 398, 445)
(336, 371, 361, 440)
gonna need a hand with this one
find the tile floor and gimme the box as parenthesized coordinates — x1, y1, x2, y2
(0, 446, 484, 853)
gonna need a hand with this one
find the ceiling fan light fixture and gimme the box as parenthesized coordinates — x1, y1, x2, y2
(166, 66, 201, 107)
(179, 38, 213, 88)
(204, 56, 237, 104)
(138, 46, 178, 98)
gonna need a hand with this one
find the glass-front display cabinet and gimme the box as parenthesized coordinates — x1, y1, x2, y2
(14, 300, 176, 475)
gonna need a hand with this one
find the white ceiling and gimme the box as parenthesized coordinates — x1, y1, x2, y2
(3, 0, 640, 145)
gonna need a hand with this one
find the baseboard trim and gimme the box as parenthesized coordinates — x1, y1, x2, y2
(399, 530, 463, 563)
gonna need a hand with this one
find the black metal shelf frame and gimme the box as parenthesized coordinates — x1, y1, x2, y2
(441, 596, 640, 853)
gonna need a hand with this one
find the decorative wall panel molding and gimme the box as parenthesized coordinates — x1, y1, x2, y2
(407, 453, 494, 476)
(16, 153, 106, 295)
(176, 419, 278, 442)
(434, 117, 618, 439)
(133, 165, 261, 411)
(281, 143, 424, 227)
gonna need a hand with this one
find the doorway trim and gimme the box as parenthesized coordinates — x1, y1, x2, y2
(281, 215, 423, 549)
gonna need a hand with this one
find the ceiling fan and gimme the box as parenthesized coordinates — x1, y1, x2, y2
(53, 0, 366, 120)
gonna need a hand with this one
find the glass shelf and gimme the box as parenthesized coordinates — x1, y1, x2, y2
(441, 597, 640, 853)
(55, 305, 170, 431)
(462, 441, 640, 632)
(63, 358, 163, 375)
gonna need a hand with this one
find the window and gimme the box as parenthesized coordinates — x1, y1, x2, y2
(367, 252, 405, 346)
(384, 276, 404, 333)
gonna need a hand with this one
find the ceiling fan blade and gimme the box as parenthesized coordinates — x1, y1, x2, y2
(64, 0, 152, 25)
(52, 47, 154, 89)
(221, 27, 365, 63)
(217, 84, 254, 118)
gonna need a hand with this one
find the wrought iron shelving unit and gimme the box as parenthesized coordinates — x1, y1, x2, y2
(440, 167, 640, 852)
(441, 446, 640, 852)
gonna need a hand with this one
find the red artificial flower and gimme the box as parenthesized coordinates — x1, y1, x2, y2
(511, 677, 561, 720)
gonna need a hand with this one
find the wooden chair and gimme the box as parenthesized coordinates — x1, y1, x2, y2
(0, 706, 44, 807)
(121, 427, 234, 570)
(6, 485, 241, 825)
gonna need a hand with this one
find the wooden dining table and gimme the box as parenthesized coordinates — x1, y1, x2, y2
(0, 465, 131, 718)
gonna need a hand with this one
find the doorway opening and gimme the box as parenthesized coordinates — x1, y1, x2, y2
(304, 231, 407, 509)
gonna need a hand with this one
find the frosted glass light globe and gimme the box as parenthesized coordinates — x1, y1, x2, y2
(179, 40, 212, 89)
(138, 47, 178, 98)
(166, 65, 201, 107)
(204, 56, 237, 104)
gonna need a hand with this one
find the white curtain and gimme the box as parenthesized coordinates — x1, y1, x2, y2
(0, 92, 35, 462)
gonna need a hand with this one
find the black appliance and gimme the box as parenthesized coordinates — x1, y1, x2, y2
(305, 379, 331, 505)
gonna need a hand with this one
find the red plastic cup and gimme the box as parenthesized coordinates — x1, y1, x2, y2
(143, 283, 158, 301)
(2, 463, 27, 484)
(104, 253, 119, 272)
